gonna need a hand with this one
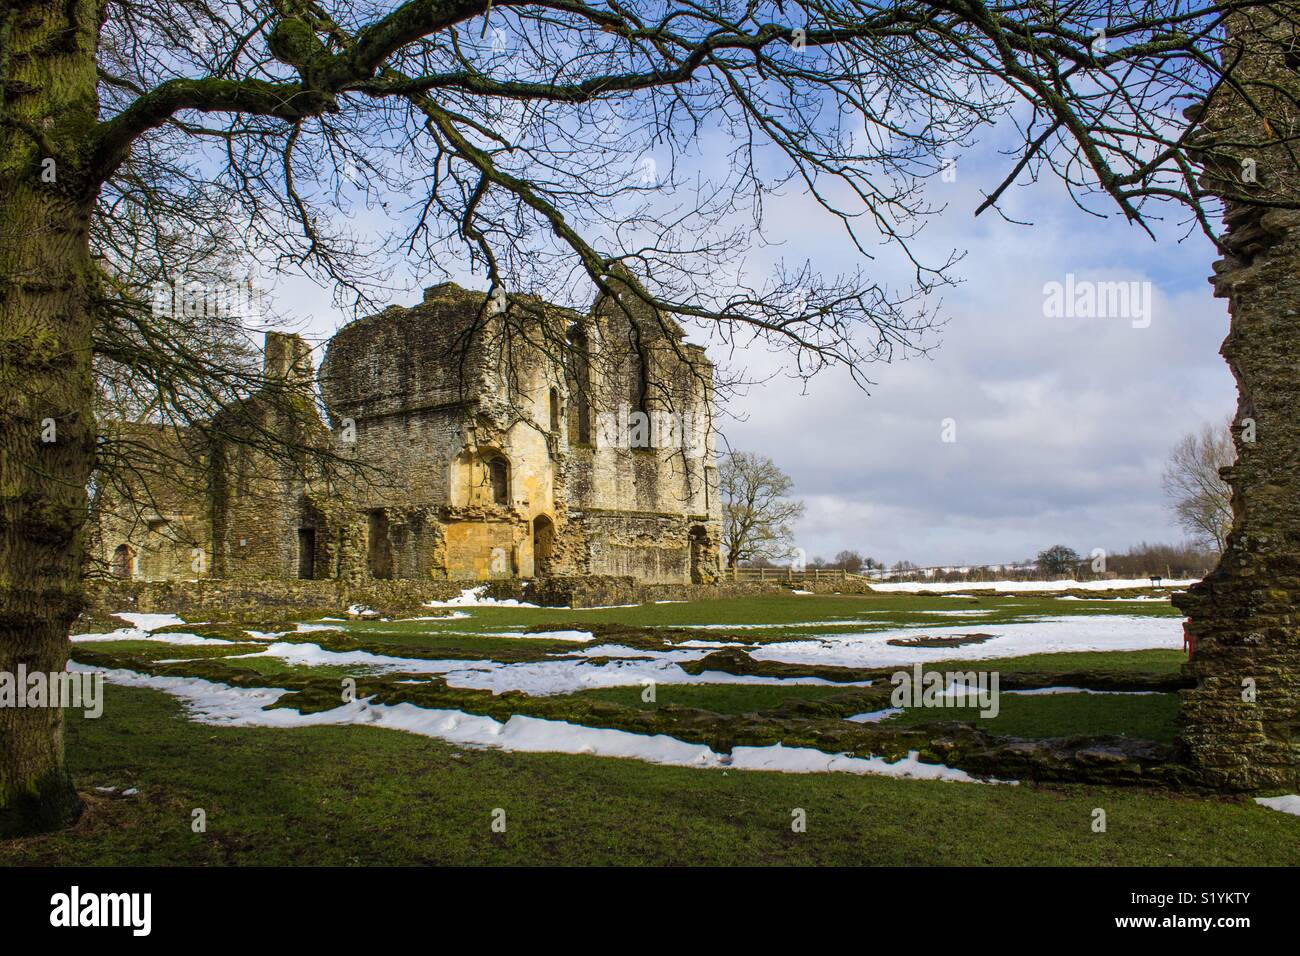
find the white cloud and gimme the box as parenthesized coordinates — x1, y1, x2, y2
(267, 119, 1236, 567)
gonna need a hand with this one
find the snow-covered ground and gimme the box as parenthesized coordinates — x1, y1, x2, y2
(70, 601, 1185, 781)
(423, 586, 539, 608)
(76, 607, 1185, 696)
(1255, 795, 1300, 817)
(72, 664, 994, 784)
(751, 614, 1183, 669)
(223, 639, 874, 696)
(72, 611, 232, 646)
(868, 578, 1197, 593)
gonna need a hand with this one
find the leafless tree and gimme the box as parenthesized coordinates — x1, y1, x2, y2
(832, 549, 865, 573)
(720, 451, 804, 567)
(1164, 420, 1235, 552)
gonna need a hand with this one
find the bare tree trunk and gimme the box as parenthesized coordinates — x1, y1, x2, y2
(0, 0, 100, 835)
(1175, 6, 1300, 792)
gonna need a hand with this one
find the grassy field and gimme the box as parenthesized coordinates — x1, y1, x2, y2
(3, 588, 1295, 866)
(0, 683, 1294, 866)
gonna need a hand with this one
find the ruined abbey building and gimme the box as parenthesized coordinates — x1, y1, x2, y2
(95, 281, 722, 588)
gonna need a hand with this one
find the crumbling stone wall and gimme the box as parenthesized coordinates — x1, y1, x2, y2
(558, 275, 720, 583)
(209, 332, 332, 581)
(1174, 7, 1300, 791)
(317, 279, 721, 584)
(93, 422, 210, 582)
(97, 276, 723, 588)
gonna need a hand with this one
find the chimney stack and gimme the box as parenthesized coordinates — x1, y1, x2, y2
(263, 332, 313, 388)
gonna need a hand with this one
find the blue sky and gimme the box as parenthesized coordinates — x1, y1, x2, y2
(263, 112, 1236, 567)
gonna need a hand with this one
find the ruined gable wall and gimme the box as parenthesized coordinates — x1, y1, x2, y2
(320, 286, 494, 580)
(211, 334, 333, 582)
(561, 286, 721, 584)
(94, 423, 211, 582)
(319, 284, 572, 581)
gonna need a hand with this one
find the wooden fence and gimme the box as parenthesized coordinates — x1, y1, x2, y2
(724, 567, 864, 583)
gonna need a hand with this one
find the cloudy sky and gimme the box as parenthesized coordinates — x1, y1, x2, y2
(268, 121, 1236, 569)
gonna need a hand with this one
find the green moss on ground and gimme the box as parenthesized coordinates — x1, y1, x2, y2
(885, 692, 1183, 744)
(0, 683, 1292, 866)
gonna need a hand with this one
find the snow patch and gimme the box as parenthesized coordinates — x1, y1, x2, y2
(71, 629, 234, 647)
(846, 708, 902, 723)
(114, 612, 187, 632)
(234, 639, 870, 696)
(1254, 795, 1300, 817)
(423, 586, 539, 608)
(75, 664, 996, 783)
(752, 615, 1183, 669)
(869, 578, 1197, 594)
(1004, 686, 1162, 696)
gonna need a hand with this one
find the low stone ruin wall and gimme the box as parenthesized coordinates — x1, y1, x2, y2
(84, 573, 867, 619)
(84, 578, 510, 621)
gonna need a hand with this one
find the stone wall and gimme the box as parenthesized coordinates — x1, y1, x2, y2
(85, 578, 505, 621)
(93, 422, 211, 583)
(84, 575, 828, 619)
(97, 278, 723, 590)
(1174, 7, 1300, 792)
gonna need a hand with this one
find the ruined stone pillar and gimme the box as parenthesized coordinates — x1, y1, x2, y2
(1174, 5, 1300, 791)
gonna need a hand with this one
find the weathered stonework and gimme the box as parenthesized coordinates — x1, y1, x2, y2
(91, 423, 211, 582)
(1174, 8, 1300, 791)
(95, 282, 722, 587)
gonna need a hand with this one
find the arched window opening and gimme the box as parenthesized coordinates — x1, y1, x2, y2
(112, 544, 134, 580)
(368, 509, 393, 580)
(567, 326, 591, 444)
(297, 528, 316, 579)
(488, 457, 510, 505)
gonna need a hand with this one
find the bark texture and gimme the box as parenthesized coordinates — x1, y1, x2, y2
(0, 0, 100, 834)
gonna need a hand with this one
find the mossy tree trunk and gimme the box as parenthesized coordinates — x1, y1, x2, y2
(1175, 6, 1300, 792)
(0, 0, 101, 835)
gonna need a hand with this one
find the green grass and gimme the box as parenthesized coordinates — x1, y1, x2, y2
(884, 692, 1182, 743)
(324, 590, 1181, 640)
(20, 592, 1235, 866)
(923, 649, 1186, 676)
(74, 639, 269, 661)
(326, 624, 592, 662)
(575, 683, 853, 713)
(0, 683, 1293, 867)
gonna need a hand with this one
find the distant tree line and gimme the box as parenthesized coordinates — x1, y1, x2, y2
(836, 542, 1219, 583)
(741, 542, 1217, 581)
(742, 550, 883, 573)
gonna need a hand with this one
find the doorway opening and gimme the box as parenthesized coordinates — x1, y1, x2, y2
(533, 515, 555, 577)
(297, 528, 316, 579)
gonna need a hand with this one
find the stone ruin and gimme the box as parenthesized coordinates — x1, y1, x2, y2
(94, 281, 722, 587)
(1174, 6, 1300, 792)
